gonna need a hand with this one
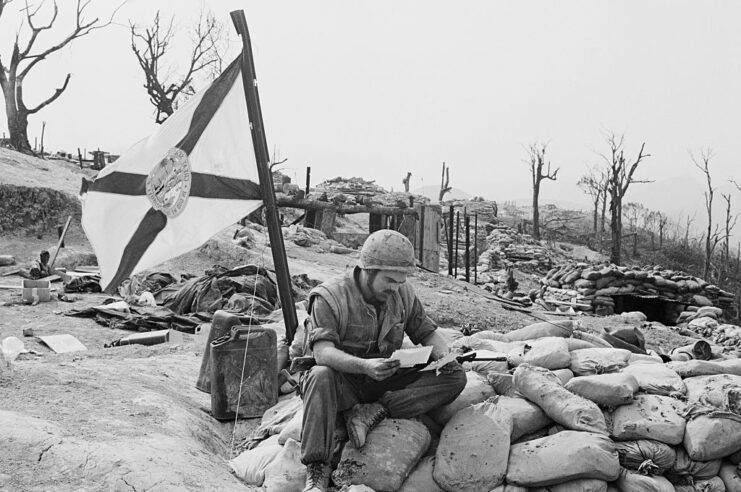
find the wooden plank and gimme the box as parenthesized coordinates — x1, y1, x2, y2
(277, 196, 418, 216)
(420, 205, 440, 271)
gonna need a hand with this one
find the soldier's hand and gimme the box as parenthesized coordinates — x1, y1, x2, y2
(363, 358, 400, 381)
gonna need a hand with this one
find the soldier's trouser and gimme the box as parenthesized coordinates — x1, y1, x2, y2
(299, 363, 466, 464)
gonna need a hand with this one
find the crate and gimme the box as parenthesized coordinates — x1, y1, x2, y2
(22, 279, 51, 303)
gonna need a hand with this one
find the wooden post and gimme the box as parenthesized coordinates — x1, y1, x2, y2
(453, 210, 461, 278)
(305, 166, 311, 196)
(77, 148, 83, 169)
(418, 205, 426, 264)
(448, 206, 454, 276)
(231, 10, 297, 344)
(48, 216, 73, 270)
(474, 213, 478, 284)
(40, 121, 46, 157)
(465, 212, 470, 282)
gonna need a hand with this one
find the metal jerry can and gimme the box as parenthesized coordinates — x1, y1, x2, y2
(209, 324, 278, 420)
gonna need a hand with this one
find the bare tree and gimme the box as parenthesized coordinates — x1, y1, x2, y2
(0, 0, 120, 153)
(402, 171, 411, 192)
(656, 211, 668, 248)
(601, 133, 651, 265)
(525, 142, 559, 240)
(130, 8, 228, 124)
(691, 148, 722, 280)
(439, 162, 451, 201)
(577, 167, 607, 237)
(720, 192, 738, 285)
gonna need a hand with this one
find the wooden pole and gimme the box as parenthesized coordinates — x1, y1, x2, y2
(448, 206, 454, 276)
(77, 148, 83, 169)
(48, 216, 73, 270)
(231, 10, 297, 344)
(474, 213, 478, 285)
(305, 166, 311, 196)
(453, 211, 461, 278)
(465, 212, 470, 282)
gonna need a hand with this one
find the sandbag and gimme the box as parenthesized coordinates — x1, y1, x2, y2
(503, 320, 573, 341)
(570, 348, 632, 376)
(621, 362, 685, 396)
(461, 349, 508, 374)
(720, 461, 741, 492)
(492, 395, 552, 441)
(684, 374, 741, 409)
(530, 478, 608, 492)
(667, 360, 726, 378)
(489, 485, 528, 492)
(513, 364, 608, 434)
(567, 337, 599, 351)
(506, 430, 620, 487)
(629, 353, 664, 364)
(246, 395, 303, 447)
(507, 337, 571, 370)
(552, 368, 574, 385)
(612, 440, 676, 474)
(277, 407, 303, 444)
(718, 359, 741, 376)
(334, 419, 430, 492)
(434, 402, 512, 492)
(609, 394, 686, 445)
(399, 456, 444, 492)
(229, 443, 283, 485)
(730, 449, 741, 465)
(452, 336, 520, 353)
(471, 330, 507, 341)
(683, 406, 741, 461)
(429, 371, 495, 425)
(668, 447, 722, 482)
(487, 372, 522, 397)
(263, 438, 306, 492)
(673, 476, 726, 492)
(565, 373, 638, 408)
(615, 468, 675, 492)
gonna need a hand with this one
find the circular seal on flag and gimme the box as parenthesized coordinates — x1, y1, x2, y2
(146, 148, 192, 218)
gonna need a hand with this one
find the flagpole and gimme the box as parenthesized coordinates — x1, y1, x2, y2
(231, 10, 298, 345)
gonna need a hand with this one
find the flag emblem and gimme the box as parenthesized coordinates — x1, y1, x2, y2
(146, 147, 192, 217)
(80, 57, 264, 293)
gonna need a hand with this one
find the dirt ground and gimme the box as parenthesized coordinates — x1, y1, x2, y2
(0, 221, 698, 492)
(0, 151, 698, 491)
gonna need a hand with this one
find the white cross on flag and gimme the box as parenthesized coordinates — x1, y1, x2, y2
(80, 57, 263, 293)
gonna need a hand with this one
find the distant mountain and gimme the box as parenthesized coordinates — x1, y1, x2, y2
(411, 185, 472, 201)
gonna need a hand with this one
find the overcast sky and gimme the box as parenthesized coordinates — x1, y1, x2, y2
(2, 1, 740, 228)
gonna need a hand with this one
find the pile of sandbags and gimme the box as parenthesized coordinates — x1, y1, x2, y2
(541, 262, 734, 318)
(232, 318, 741, 492)
(678, 315, 741, 350)
(477, 225, 554, 272)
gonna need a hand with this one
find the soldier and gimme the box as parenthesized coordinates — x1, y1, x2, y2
(299, 230, 466, 492)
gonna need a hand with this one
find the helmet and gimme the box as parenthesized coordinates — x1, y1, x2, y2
(358, 230, 416, 272)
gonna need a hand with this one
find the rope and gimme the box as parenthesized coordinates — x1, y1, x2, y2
(227, 224, 271, 460)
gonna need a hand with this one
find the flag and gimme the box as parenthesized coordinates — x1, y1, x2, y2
(80, 57, 263, 293)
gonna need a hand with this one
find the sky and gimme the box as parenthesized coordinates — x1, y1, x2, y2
(1, 0, 741, 234)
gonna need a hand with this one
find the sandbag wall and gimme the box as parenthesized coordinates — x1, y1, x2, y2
(542, 262, 734, 320)
(231, 319, 741, 491)
(474, 225, 554, 287)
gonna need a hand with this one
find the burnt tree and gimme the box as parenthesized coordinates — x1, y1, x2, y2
(602, 133, 651, 265)
(402, 171, 411, 192)
(577, 168, 607, 238)
(439, 162, 451, 201)
(691, 148, 721, 280)
(0, 0, 119, 153)
(525, 142, 559, 240)
(130, 9, 227, 124)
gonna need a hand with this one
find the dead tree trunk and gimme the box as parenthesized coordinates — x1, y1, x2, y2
(439, 162, 451, 201)
(526, 142, 559, 241)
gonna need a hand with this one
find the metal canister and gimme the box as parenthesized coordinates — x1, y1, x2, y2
(209, 325, 278, 420)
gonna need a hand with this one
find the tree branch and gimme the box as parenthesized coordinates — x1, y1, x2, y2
(26, 72, 70, 114)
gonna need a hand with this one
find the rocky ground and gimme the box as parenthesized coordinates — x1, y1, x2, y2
(0, 153, 698, 491)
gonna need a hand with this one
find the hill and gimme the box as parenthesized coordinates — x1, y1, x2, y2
(412, 185, 472, 201)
